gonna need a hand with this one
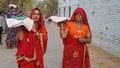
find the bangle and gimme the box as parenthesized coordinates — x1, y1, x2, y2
(60, 28, 65, 30)
(17, 56, 25, 61)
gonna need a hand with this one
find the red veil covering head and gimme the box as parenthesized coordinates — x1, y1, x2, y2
(29, 8, 48, 53)
(69, 8, 91, 34)
(62, 8, 91, 68)
(23, 8, 48, 53)
(16, 8, 48, 68)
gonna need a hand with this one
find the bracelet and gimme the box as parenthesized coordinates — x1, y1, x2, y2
(17, 56, 25, 61)
(17, 57, 24, 61)
(60, 28, 65, 30)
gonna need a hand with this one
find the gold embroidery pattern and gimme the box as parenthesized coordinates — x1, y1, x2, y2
(26, 38, 29, 42)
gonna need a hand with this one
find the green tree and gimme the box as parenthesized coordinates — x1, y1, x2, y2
(0, 0, 34, 11)
(17, 0, 34, 11)
(38, 0, 58, 18)
(46, 0, 58, 16)
(0, 0, 7, 10)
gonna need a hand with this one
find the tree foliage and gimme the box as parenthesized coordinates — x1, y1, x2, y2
(0, 0, 7, 10)
(0, 0, 34, 11)
(0, 0, 58, 18)
(38, 0, 58, 18)
(17, 0, 34, 11)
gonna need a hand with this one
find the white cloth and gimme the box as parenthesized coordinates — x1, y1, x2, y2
(46, 16, 68, 23)
(6, 17, 34, 31)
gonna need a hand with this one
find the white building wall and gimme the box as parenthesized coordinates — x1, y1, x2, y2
(58, 0, 80, 18)
(58, 0, 120, 58)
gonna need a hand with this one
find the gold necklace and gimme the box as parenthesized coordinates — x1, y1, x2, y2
(78, 29, 82, 33)
(74, 22, 83, 33)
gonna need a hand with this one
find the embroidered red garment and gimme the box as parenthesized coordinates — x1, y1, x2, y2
(62, 8, 91, 68)
(29, 8, 48, 53)
(16, 8, 48, 68)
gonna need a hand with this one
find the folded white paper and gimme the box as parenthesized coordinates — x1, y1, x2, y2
(46, 16, 68, 23)
(6, 17, 34, 31)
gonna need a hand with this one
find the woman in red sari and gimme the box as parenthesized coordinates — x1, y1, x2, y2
(59, 8, 92, 68)
(16, 8, 48, 68)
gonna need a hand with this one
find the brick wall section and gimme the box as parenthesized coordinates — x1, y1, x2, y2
(58, 0, 120, 57)
(84, 0, 120, 58)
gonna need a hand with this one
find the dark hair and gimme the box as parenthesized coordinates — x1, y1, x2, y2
(0, 11, 2, 15)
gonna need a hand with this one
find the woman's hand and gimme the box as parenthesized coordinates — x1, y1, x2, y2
(78, 37, 86, 43)
(17, 55, 25, 61)
(74, 35, 91, 43)
(24, 57, 37, 62)
(35, 32, 42, 39)
(74, 36, 86, 43)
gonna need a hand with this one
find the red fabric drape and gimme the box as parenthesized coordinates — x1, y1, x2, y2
(63, 37, 90, 68)
(29, 8, 48, 53)
(16, 8, 48, 68)
(69, 8, 91, 33)
(62, 8, 91, 68)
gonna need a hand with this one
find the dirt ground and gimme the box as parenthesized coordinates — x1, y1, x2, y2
(88, 44, 120, 68)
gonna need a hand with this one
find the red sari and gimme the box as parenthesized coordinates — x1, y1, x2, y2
(16, 8, 48, 68)
(62, 8, 91, 68)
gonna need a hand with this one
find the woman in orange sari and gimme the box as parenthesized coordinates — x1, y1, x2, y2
(59, 8, 92, 68)
(16, 8, 48, 68)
